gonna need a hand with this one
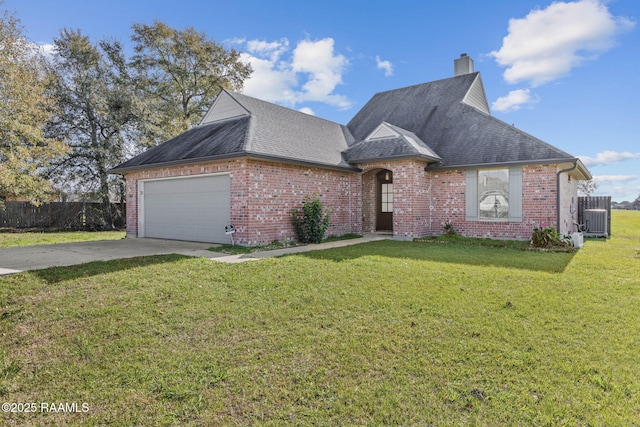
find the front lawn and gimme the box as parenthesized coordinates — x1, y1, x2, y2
(0, 230, 125, 248)
(0, 211, 638, 425)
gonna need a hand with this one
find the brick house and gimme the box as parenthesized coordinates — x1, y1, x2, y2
(110, 54, 591, 245)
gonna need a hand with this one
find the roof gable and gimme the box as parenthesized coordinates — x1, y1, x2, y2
(344, 122, 441, 163)
(461, 73, 490, 114)
(199, 90, 250, 125)
(366, 122, 400, 140)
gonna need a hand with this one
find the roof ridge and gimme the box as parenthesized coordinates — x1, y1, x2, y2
(228, 90, 346, 126)
(371, 72, 479, 97)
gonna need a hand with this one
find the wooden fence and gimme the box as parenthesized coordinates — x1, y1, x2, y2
(577, 196, 611, 236)
(0, 202, 126, 230)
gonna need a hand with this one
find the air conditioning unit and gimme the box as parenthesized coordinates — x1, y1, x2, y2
(584, 209, 608, 238)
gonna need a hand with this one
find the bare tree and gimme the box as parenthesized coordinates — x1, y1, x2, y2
(577, 179, 598, 197)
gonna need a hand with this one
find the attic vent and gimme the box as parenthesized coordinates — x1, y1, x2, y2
(454, 53, 474, 76)
(366, 123, 399, 140)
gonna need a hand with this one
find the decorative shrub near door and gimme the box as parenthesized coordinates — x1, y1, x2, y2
(291, 196, 331, 244)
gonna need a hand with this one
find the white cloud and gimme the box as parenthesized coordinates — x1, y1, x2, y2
(37, 43, 56, 57)
(239, 52, 297, 105)
(593, 175, 638, 183)
(490, 0, 634, 86)
(492, 89, 538, 112)
(298, 107, 315, 116)
(238, 37, 352, 110)
(579, 151, 640, 166)
(593, 182, 640, 201)
(376, 56, 393, 77)
(27, 42, 56, 59)
(246, 38, 289, 62)
(225, 37, 246, 45)
(291, 38, 351, 108)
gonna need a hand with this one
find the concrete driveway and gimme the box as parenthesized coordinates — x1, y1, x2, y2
(0, 238, 220, 275)
(0, 234, 391, 275)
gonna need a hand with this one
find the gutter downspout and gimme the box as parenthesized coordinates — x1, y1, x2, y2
(557, 162, 578, 234)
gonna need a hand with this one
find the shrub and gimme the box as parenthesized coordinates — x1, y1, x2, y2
(442, 220, 456, 235)
(291, 196, 331, 244)
(530, 226, 570, 248)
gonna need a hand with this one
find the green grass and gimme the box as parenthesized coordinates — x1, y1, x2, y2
(0, 230, 125, 248)
(0, 211, 638, 425)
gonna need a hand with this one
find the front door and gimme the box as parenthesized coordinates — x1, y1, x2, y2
(376, 170, 393, 231)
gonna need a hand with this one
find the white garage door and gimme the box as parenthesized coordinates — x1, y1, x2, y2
(140, 174, 231, 243)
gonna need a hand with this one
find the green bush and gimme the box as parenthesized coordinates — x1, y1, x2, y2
(442, 220, 456, 235)
(291, 196, 331, 244)
(530, 226, 570, 248)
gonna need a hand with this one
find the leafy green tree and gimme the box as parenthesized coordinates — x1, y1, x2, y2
(46, 29, 135, 228)
(131, 20, 252, 146)
(0, 7, 68, 208)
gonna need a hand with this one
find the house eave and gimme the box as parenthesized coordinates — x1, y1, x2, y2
(108, 153, 246, 174)
(425, 158, 587, 172)
(574, 158, 592, 180)
(348, 154, 441, 165)
(245, 153, 360, 172)
(109, 152, 359, 175)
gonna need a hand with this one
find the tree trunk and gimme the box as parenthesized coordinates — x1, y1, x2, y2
(99, 166, 114, 230)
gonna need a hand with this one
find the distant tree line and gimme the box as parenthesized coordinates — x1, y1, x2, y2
(579, 180, 639, 210)
(611, 196, 640, 210)
(0, 4, 252, 228)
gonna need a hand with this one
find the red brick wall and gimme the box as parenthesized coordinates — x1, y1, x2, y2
(123, 157, 570, 245)
(358, 160, 430, 240)
(425, 164, 561, 240)
(361, 169, 377, 233)
(239, 159, 361, 245)
(123, 158, 361, 246)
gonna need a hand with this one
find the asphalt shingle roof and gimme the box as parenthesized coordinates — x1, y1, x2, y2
(347, 72, 576, 168)
(112, 71, 584, 175)
(228, 92, 353, 169)
(111, 90, 354, 173)
(110, 116, 250, 173)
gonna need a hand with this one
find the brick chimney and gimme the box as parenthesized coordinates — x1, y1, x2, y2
(454, 53, 474, 76)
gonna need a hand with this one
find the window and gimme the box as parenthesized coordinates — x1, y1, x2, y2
(478, 169, 509, 220)
(381, 183, 393, 212)
(466, 167, 522, 222)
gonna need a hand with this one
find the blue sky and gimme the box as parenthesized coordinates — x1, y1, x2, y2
(5, 0, 640, 201)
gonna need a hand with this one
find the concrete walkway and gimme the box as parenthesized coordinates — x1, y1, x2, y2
(0, 234, 390, 275)
(209, 234, 390, 263)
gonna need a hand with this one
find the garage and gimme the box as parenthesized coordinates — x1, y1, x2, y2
(139, 174, 231, 243)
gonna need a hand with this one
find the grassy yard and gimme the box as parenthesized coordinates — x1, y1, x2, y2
(0, 211, 638, 426)
(0, 230, 126, 248)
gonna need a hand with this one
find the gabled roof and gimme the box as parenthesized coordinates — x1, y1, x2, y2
(112, 70, 590, 179)
(343, 122, 441, 163)
(110, 116, 250, 173)
(110, 90, 354, 174)
(347, 72, 580, 170)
